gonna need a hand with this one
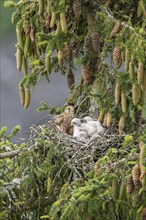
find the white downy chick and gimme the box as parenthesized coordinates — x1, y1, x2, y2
(71, 118, 81, 138)
(78, 131, 88, 141)
(84, 116, 105, 135)
(71, 118, 88, 140)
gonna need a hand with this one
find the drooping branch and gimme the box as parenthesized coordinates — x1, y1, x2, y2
(101, 6, 140, 37)
(9, 196, 56, 213)
(0, 149, 20, 159)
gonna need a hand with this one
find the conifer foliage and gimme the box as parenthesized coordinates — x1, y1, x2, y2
(2, 0, 146, 219)
(4, 0, 146, 128)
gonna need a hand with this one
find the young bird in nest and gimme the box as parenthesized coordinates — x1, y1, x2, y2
(71, 118, 89, 140)
(84, 116, 105, 136)
(54, 106, 74, 135)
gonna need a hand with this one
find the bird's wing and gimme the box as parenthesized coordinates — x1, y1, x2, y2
(98, 125, 105, 135)
(73, 126, 80, 138)
(68, 126, 73, 135)
(54, 114, 64, 125)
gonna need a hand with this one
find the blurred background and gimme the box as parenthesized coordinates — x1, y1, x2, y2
(0, 0, 78, 136)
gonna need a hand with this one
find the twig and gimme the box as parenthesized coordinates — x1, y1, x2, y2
(0, 150, 20, 159)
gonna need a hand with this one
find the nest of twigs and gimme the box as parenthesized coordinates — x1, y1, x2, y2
(27, 118, 126, 181)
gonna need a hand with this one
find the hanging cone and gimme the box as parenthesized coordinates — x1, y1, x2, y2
(113, 46, 122, 68)
(19, 85, 25, 106)
(22, 56, 28, 75)
(119, 181, 127, 201)
(83, 35, 93, 56)
(141, 71, 146, 104)
(98, 110, 105, 123)
(132, 164, 141, 187)
(121, 92, 127, 113)
(64, 43, 72, 62)
(71, 38, 78, 58)
(72, 0, 81, 18)
(16, 25, 24, 50)
(142, 207, 146, 220)
(132, 83, 141, 106)
(44, 14, 51, 33)
(137, 62, 144, 85)
(91, 32, 102, 54)
(24, 86, 31, 109)
(125, 49, 130, 71)
(60, 13, 67, 33)
(50, 11, 56, 28)
(115, 82, 120, 105)
(110, 20, 120, 38)
(57, 49, 64, 69)
(111, 180, 119, 199)
(126, 177, 134, 194)
(67, 70, 75, 91)
(135, 108, 142, 126)
(118, 116, 125, 134)
(106, 112, 112, 128)
(135, 191, 142, 202)
(129, 61, 135, 79)
(38, 0, 44, 16)
(81, 64, 92, 86)
(16, 46, 22, 71)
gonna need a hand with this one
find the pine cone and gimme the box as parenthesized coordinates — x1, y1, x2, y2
(67, 70, 75, 90)
(132, 164, 141, 187)
(83, 36, 93, 56)
(113, 46, 122, 68)
(72, 0, 81, 18)
(135, 108, 142, 126)
(44, 14, 51, 33)
(137, 62, 144, 85)
(91, 32, 102, 54)
(64, 43, 72, 62)
(115, 82, 121, 105)
(134, 178, 142, 203)
(81, 64, 92, 86)
(118, 116, 125, 134)
(57, 49, 64, 69)
(135, 191, 142, 202)
(126, 177, 134, 194)
(132, 83, 141, 106)
(142, 207, 146, 220)
(71, 38, 78, 58)
(110, 21, 120, 38)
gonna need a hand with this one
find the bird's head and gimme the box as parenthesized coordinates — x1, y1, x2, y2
(71, 118, 81, 126)
(64, 105, 74, 114)
(84, 116, 94, 122)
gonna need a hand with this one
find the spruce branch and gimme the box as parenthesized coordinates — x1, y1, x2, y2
(101, 6, 140, 37)
(0, 149, 20, 159)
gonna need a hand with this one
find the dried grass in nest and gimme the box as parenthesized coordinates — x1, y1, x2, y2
(27, 118, 125, 181)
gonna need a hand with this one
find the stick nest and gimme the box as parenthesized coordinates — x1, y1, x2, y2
(27, 118, 125, 181)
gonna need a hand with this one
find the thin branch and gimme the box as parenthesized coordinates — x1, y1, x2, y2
(10, 196, 56, 213)
(0, 150, 20, 159)
(101, 6, 140, 37)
